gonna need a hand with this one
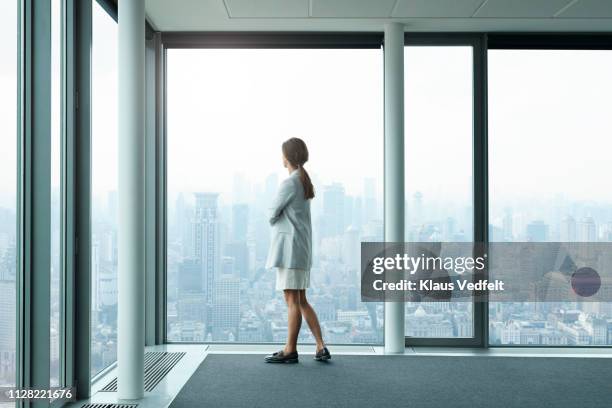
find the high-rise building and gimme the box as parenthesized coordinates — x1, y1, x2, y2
(225, 242, 249, 278)
(560, 215, 577, 242)
(221, 256, 235, 276)
(578, 216, 597, 242)
(526, 220, 549, 242)
(212, 274, 240, 340)
(322, 183, 345, 238)
(178, 258, 202, 293)
(192, 193, 221, 310)
(502, 209, 513, 241)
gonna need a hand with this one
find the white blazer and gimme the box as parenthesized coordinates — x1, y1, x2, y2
(265, 169, 312, 270)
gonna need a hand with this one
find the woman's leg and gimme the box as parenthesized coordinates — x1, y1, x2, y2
(298, 290, 325, 352)
(283, 289, 302, 354)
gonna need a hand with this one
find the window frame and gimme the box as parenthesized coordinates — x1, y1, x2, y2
(486, 32, 612, 348)
(159, 32, 385, 345)
(156, 32, 612, 349)
(402, 33, 488, 348)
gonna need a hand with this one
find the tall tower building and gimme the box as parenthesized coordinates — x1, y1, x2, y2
(323, 183, 346, 238)
(192, 193, 221, 308)
(178, 258, 203, 293)
(560, 215, 577, 242)
(526, 220, 549, 242)
(212, 274, 240, 340)
(502, 209, 513, 241)
(578, 216, 597, 242)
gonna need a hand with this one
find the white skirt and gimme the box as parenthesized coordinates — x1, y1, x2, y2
(276, 267, 310, 290)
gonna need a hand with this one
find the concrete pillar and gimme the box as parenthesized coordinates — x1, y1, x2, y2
(117, 0, 145, 399)
(383, 22, 406, 354)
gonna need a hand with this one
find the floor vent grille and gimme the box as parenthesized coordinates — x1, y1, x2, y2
(81, 404, 138, 408)
(100, 351, 186, 392)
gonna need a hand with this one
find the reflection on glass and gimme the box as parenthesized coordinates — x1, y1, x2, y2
(51, 0, 62, 387)
(404, 46, 474, 338)
(91, 1, 119, 376)
(166, 48, 383, 344)
(0, 0, 17, 395)
(489, 49, 612, 345)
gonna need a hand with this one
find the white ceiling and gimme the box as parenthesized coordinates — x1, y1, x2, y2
(145, 0, 612, 32)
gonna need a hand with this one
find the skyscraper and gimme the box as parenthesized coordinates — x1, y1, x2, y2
(212, 274, 240, 341)
(178, 258, 202, 293)
(192, 193, 221, 318)
(578, 216, 597, 242)
(502, 209, 513, 241)
(323, 183, 346, 238)
(526, 220, 549, 242)
(560, 215, 577, 242)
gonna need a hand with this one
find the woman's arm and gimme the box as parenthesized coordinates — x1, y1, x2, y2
(269, 178, 296, 225)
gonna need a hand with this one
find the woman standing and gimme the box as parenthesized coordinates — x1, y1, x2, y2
(264, 137, 331, 364)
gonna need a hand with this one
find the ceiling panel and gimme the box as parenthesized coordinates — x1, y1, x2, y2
(311, 0, 397, 17)
(557, 0, 612, 18)
(145, 0, 612, 32)
(225, 0, 309, 18)
(393, 0, 485, 18)
(146, 0, 230, 30)
(474, 0, 571, 18)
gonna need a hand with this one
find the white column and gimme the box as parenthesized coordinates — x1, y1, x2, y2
(117, 0, 145, 399)
(383, 22, 405, 354)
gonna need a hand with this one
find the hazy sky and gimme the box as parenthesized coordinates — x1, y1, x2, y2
(0, 0, 61, 209)
(167, 46, 473, 206)
(404, 46, 473, 205)
(2, 1, 612, 213)
(166, 47, 383, 199)
(92, 1, 119, 197)
(489, 49, 612, 202)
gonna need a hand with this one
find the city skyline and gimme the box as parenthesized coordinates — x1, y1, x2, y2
(2, 162, 612, 381)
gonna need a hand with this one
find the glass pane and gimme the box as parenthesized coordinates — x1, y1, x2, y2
(166, 48, 383, 344)
(404, 46, 474, 338)
(489, 49, 612, 346)
(0, 0, 17, 396)
(51, 0, 61, 387)
(91, 1, 118, 376)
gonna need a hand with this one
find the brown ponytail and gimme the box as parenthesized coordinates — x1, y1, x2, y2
(282, 138, 315, 200)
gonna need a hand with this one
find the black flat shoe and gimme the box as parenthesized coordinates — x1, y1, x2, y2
(314, 346, 331, 361)
(265, 350, 299, 364)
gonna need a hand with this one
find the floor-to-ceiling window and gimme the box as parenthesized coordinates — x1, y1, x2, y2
(50, 0, 62, 386)
(91, 1, 118, 374)
(404, 45, 474, 339)
(0, 0, 18, 394)
(166, 47, 383, 344)
(488, 48, 612, 346)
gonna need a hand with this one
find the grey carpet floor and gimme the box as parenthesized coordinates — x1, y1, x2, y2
(169, 354, 612, 408)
